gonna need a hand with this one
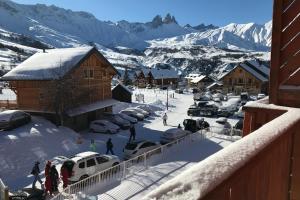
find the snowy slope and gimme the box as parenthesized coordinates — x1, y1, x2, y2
(0, 0, 147, 49)
(150, 22, 272, 51)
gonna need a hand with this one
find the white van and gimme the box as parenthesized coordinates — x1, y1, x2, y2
(62, 151, 120, 182)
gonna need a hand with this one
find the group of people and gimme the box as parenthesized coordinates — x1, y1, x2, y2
(90, 138, 115, 155)
(31, 160, 69, 196)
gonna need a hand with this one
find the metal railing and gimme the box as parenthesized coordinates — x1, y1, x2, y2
(50, 128, 241, 200)
(0, 179, 9, 200)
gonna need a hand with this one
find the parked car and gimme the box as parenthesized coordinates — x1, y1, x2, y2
(136, 105, 153, 114)
(62, 151, 120, 183)
(234, 107, 244, 118)
(240, 92, 249, 105)
(183, 119, 199, 133)
(123, 140, 161, 160)
(257, 93, 266, 100)
(198, 103, 218, 116)
(160, 128, 191, 144)
(89, 120, 120, 134)
(101, 113, 131, 129)
(9, 188, 45, 200)
(211, 117, 232, 135)
(116, 113, 138, 124)
(0, 110, 31, 131)
(129, 107, 150, 117)
(217, 107, 235, 117)
(175, 88, 183, 94)
(120, 110, 144, 121)
(146, 84, 152, 89)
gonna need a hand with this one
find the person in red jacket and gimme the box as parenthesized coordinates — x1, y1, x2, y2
(44, 161, 52, 196)
(60, 166, 69, 189)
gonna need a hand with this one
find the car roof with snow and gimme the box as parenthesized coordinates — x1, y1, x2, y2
(1, 46, 118, 81)
(0, 110, 23, 121)
(73, 151, 99, 159)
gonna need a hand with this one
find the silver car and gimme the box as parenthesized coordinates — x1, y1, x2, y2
(0, 110, 31, 130)
(120, 110, 144, 121)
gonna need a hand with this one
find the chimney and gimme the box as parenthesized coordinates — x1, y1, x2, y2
(43, 49, 46, 53)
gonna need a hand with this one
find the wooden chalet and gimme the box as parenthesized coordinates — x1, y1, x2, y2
(112, 83, 132, 103)
(148, 68, 178, 88)
(0, 46, 119, 130)
(220, 60, 270, 95)
(189, 75, 214, 91)
(134, 69, 150, 88)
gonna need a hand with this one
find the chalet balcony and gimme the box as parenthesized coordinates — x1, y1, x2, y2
(147, 99, 300, 200)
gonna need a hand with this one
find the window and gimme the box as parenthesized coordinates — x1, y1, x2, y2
(248, 78, 252, 84)
(96, 156, 109, 164)
(84, 68, 94, 79)
(86, 158, 96, 167)
(78, 162, 85, 169)
(229, 78, 232, 84)
(238, 78, 243, 84)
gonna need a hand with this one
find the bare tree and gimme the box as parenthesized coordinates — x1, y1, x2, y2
(41, 61, 93, 126)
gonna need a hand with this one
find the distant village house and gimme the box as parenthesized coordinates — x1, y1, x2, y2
(220, 60, 270, 95)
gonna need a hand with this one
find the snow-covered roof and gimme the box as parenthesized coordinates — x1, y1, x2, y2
(0, 110, 18, 122)
(149, 68, 178, 79)
(207, 82, 223, 89)
(190, 75, 207, 83)
(112, 83, 133, 94)
(1, 46, 117, 81)
(67, 99, 120, 117)
(219, 60, 270, 82)
(238, 60, 270, 82)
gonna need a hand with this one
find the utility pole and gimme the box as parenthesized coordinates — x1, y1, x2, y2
(167, 86, 169, 110)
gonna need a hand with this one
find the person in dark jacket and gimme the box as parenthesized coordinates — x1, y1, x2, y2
(199, 118, 210, 130)
(129, 124, 136, 142)
(106, 138, 114, 155)
(50, 165, 59, 192)
(31, 161, 43, 189)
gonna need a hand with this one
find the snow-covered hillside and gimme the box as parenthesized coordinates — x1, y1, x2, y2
(150, 21, 272, 51)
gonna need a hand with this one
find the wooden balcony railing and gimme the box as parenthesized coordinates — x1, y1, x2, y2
(146, 103, 300, 200)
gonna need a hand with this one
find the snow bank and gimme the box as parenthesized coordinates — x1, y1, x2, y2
(145, 107, 300, 200)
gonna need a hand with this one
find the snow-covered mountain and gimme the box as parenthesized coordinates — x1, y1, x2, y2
(0, 0, 147, 49)
(116, 14, 192, 40)
(0, 0, 272, 79)
(0, 0, 271, 52)
(150, 22, 272, 51)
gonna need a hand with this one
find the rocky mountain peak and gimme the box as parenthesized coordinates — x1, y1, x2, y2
(163, 13, 178, 24)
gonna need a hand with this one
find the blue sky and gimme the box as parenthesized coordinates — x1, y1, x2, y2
(13, 0, 273, 26)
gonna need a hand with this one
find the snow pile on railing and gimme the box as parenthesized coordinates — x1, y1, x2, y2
(145, 107, 300, 200)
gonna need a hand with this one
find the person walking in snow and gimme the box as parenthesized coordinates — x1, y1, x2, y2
(106, 138, 114, 155)
(162, 113, 168, 126)
(31, 161, 43, 189)
(90, 139, 96, 152)
(44, 161, 52, 196)
(60, 166, 69, 189)
(50, 165, 59, 193)
(129, 124, 136, 142)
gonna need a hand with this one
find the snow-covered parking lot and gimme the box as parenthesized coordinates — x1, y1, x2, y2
(0, 88, 240, 199)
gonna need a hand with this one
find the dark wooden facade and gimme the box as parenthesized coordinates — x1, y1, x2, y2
(112, 84, 132, 103)
(269, 0, 300, 107)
